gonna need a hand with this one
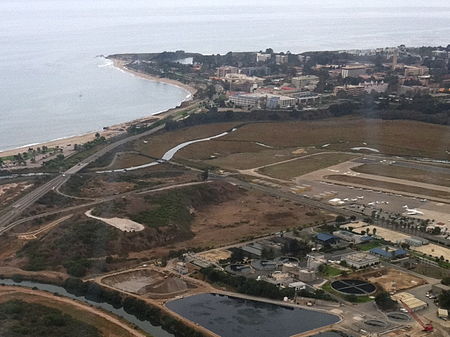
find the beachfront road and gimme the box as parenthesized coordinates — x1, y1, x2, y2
(0, 124, 166, 235)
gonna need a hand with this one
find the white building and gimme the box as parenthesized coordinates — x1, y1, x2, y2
(343, 252, 380, 269)
(256, 53, 272, 63)
(362, 81, 388, 94)
(229, 93, 296, 109)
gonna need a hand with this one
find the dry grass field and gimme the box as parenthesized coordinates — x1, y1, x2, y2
(219, 118, 450, 160)
(134, 122, 239, 158)
(205, 147, 304, 170)
(107, 152, 154, 170)
(352, 163, 450, 188)
(259, 153, 358, 180)
(326, 175, 450, 200)
(131, 118, 449, 174)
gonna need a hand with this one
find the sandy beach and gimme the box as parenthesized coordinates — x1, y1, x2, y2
(111, 58, 198, 96)
(0, 60, 198, 159)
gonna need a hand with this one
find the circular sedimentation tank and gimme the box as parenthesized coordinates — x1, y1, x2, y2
(364, 319, 388, 328)
(387, 312, 410, 321)
(330, 279, 376, 296)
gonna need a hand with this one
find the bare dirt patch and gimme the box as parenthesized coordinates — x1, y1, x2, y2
(102, 269, 195, 297)
(0, 182, 33, 205)
(85, 210, 144, 232)
(360, 268, 426, 293)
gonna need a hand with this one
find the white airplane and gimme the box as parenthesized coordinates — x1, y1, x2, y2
(403, 205, 424, 216)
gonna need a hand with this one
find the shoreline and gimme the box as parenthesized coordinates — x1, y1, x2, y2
(0, 60, 198, 159)
(111, 57, 198, 97)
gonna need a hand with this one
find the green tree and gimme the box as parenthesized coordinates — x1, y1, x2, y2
(375, 291, 397, 310)
(438, 290, 450, 309)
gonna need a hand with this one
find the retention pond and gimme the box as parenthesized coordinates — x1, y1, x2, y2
(166, 293, 340, 337)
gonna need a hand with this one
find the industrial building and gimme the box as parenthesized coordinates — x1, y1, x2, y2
(343, 252, 380, 269)
(281, 263, 317, 282)
(404, 236, 429, 247)
(432, 283, 450, 296)
(392, 292, 428, 312)
(332, 230, 372, 244)
(315, 233, 339, 245)
(370, 247, 408, 260)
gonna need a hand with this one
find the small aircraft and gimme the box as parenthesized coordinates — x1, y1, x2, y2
(403, 205, 424, 216)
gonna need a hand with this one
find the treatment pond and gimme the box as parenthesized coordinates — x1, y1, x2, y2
(166, 293, 340, 337)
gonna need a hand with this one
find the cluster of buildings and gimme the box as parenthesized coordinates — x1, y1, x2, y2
(229, 92, 297, 109)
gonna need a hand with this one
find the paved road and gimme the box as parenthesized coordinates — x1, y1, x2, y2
(0, 124, 165, 234)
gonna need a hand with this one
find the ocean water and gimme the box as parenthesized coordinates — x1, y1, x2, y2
(1, 0, 450, 151)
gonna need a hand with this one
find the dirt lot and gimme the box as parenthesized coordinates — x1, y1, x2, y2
(353, 225, 410, 243)
(361, 268, 426, 293)
(352, 163, 450, 188)
(196, 250, 232, 263)
(259, 152, 358, 180)
(102, 269, 195, 297)
(326, 175, 450, 200)
(413, 243, 450, 261)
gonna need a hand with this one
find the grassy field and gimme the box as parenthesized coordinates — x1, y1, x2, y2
(352, 163, 450, 188)
(259, 153, 358, 180)
(107, 152, 153, 170)
(220, 117, 450, 160)
(134, 122, 239, 158)
(356, 241, 382, 251)
(205, 147, 320, 170)
(326, 174, 450, 200)
(321, 264, 343, 277)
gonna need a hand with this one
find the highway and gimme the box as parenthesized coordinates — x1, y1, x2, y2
(0, 124, 165, 234)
